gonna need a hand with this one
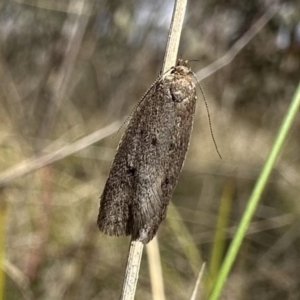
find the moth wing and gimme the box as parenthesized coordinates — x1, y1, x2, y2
(130, 85, 177, 242)
(132, 84, 197, 243)
(98, 69, 197, 243)
(97, 84, 161, 237)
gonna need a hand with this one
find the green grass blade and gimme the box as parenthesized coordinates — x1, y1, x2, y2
(207, 181, 234, 293)
(209, 82, 300, 300)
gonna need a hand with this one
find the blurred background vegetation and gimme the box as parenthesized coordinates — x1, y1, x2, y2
(1, 0, 300, 299)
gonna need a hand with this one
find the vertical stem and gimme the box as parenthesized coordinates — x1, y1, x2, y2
(119, 0, 188, 299)
(119, 240, 144, 300)
(146, 238, 165, 300)
(162, 0, 188, 73)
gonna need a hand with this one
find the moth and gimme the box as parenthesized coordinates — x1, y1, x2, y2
(97, 59, 197, 244)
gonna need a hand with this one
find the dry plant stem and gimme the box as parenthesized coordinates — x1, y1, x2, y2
(146, 238, 165, 300)
(162, 0, 187, 72)
(12, 0, 91, 14)
(0, 121, 120, 187)
(38, 0, 90, 140)
(119, 240, 144, 300)
(190, 263, 206, 300)
(196, 213, 293, 244)
(196, 4, 279, 81)
(25, 1, 90, 278)
(119, 0, 187, 299)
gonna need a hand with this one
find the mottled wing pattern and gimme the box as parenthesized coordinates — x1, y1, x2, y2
(97, 80, 170, 237)
(130, 81, 176, 242)
(98, 60, 197, 243)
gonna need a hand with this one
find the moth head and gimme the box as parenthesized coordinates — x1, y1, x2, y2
(177, 58, 188, 66)
(171, 59, 190, 75)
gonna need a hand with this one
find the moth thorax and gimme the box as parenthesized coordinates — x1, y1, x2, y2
(170, 80, 195, 103)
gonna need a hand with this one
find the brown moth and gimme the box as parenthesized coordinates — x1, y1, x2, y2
(97, 59, 197, 244)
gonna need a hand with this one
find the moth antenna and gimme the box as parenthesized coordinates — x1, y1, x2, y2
(111, 118, 128, 139)
(112, 66, 175, 138)
(191, 71, 222, 159)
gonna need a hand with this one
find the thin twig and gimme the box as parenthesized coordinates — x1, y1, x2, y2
(12, 0, 91, 14)
(38, 0, 90, 141)
(146, 238, 165, 300)
(190, 263, 206, 300)
(0, 121, 120, 187)
(196, 5, 279, 81)
(119, 240, 144, 300)
(119, 1, 188, 299)
(162, 0, 188, 73)
(24, 0, 91, 280)
(192, 213, 294, 244)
